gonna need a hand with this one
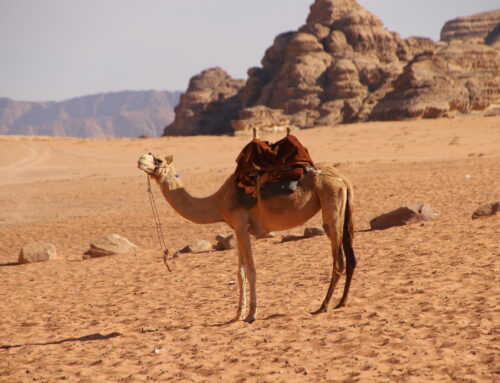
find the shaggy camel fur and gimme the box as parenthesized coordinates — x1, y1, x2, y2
(138, 152, 356, 323)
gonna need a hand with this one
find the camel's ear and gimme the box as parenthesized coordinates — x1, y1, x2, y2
(165, 155, 173, 164)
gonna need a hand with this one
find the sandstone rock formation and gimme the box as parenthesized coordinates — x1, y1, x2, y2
(163, 68, 244, 136)
(162, 1, 500, 135)
(370, 204, 434, 230)
(83, 234, 138, 259)
(0, 90, 180, 138)
(371, 42, 500, 119)
(440, 10, 500, 43)
(18, 242, 58, 264)
(231, 106, 293, 135)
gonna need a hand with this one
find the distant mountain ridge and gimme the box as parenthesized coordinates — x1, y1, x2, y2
(0, 90, 181, 138)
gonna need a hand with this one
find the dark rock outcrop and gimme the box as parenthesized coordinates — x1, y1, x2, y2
(0, 90, 180, 138)
(163, 67, 244, 136)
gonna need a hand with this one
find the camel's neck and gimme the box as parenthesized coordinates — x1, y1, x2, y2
(154, 166, 224, 224)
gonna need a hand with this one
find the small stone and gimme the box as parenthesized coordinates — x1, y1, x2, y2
(18, 242, 58, 264)
(472, 202, 500, 219)
(179, 240, 213, 253)
(303, 226, 325, 237)
(214, 234, 236, 251)
(173, 251, 182, 258)
(281, 234, 305, 242)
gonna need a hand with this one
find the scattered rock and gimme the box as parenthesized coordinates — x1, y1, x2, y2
(254, 232, 277, 239)
(178, 240, 214, 254)
(303, 226, 326, 237)
(214, 234, 236, 251)
(281, 234, 306, 242)
(83, 234, 138, 259)
(18, 242, 58, 264)
(370, 204, 434, 230)
(472, 202, 500, 219)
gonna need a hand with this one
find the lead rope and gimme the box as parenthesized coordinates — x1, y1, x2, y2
(147, 174, 172, 272)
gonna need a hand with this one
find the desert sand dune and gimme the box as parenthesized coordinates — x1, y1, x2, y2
(0, 116, 499, 382)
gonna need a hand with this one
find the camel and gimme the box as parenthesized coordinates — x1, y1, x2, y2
(137, 143, 356, 323)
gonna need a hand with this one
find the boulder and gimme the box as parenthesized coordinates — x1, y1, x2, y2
(370, 204, 434, 230)
(214, 234, 237, 251)
(472, 202, 500, 219)
(83, 234, 138, 259)
(18, 242, 58, 264)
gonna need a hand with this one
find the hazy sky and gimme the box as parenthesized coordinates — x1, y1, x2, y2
(1, 0, 498, 102)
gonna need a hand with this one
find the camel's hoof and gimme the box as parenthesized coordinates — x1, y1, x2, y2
(311, 307, 327, 315)
(334, 303, 346, 309)
(243, 316, 256, 323)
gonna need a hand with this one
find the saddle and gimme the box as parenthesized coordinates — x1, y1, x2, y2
(234, 132, 314, 196)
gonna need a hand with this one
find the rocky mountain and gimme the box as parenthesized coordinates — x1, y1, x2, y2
(163, 0, 500, 136)
(440, 9, 500, 43)
(0, 90, 181, 138)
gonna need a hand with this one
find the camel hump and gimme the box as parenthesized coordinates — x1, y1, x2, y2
(234, 134, 314, 190)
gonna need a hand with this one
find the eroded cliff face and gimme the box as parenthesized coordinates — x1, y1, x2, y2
(163, 1, 500, 136)
(440, 9, 500, 43)
(163, 67, 244, 136)
(239, 0, 419, 128)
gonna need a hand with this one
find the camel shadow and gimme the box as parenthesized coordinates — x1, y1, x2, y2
(0, 262, 19, 267)
(0, 332, 122, 350)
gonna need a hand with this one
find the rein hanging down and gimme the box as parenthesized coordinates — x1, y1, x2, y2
(147, 174, 172, 272)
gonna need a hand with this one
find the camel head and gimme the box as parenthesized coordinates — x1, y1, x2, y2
(137, 153, 174, 177)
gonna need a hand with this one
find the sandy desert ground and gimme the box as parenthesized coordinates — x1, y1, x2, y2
(0, 116, 499, 383)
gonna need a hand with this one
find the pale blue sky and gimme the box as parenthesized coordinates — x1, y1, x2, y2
(0, 0, 498, 101)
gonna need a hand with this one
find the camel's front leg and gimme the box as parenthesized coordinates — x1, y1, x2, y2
(235, 228, 257, 323)
(234, 253, 247, 321)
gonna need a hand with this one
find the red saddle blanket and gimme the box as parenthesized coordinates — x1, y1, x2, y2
(235, 134, 314, 191)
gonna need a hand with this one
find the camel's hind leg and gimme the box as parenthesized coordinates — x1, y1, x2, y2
(312, 186, 347, 314)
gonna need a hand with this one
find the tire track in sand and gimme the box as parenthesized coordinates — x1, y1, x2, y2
(0, 142, 52, 185)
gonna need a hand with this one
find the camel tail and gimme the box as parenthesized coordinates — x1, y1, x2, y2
(337, 184, 356, 308)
